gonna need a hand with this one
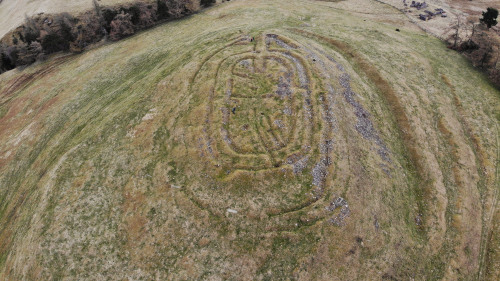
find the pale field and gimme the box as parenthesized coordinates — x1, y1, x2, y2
(375, 0, 500, 39)
(0, 0, 499, 280)
(0, 0, 141, 39)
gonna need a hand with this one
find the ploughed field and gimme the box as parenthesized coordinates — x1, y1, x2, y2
(0, 0, 499, 280)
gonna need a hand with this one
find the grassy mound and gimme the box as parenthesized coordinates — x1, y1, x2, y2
(0, 0, 498, 279)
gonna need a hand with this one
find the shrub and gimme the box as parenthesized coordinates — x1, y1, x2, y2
(458, 39, 479, 52)
(41, 33, 65, 53)
(0, 45, 13, 72)
(185, 0, 201, 13)
(109, 12, 135, 41)
(16, 42, 43, 65)
(29, 41, 44, 60)
(157, 0, 200, 19)
(5, 45, 19, 66)
(463, 30, 500, 87)
(22, 16, 41, 44)
(102, 8, 119, 32)
(120, 5, 142, 25)
(39, 13, 76, 54)
(136, 2, 158, 28)
(200, 0, 216, 7)
(157, 0, 169, 19)
(164, 0, 184, 18)
(70, 11, 104, 52)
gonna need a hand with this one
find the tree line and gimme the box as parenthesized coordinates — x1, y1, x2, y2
(449, 7, 499, 88)
(0, 0, 215, 73)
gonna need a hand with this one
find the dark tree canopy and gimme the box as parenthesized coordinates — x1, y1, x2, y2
(0, 0, 211, 74)
(200, 0, 216, 7)
(480, 7, 498, 28)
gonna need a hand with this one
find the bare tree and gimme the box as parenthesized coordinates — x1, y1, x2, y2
(93, 0, 102, 19)
(464, 16, 478, 43)
(92, 0, 108, 38)
(451, 16, 462, 48)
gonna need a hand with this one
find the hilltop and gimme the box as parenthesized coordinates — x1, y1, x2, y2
(0, 0, 499, 280)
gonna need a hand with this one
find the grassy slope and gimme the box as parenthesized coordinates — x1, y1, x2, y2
(0, 0, 498, 279)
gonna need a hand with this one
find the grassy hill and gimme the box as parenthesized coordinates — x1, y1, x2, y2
(0, 0, 499, 279)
